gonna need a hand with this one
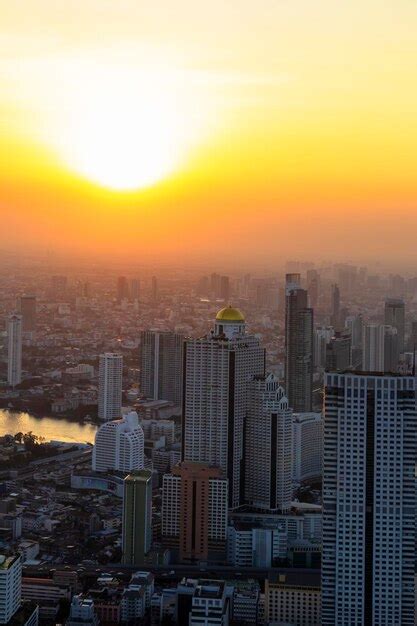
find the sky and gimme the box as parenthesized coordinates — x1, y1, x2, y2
(1, 0, 417, 268)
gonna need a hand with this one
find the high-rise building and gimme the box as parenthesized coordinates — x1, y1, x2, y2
(161, 462, 228, 563)
(307, 269, 320, 309)
(98, 353, 123, 421)
(92, 411, 144, 473)
(292, 412, 322, 482)
(244, 374, 292, 512)
(0, 554, 22, 624)
(285, 275, 313, 412)
(130, 278, 140, 301)
(322, 372, 416, 626)
(7, 314, 23, 387)
(325, 331, 351, 371)
(117, 276, 129, 303)
(362, 324, 399, 373)
(314, 326, 334, 370)
(139, 331, 184, 405)
(384, 298, 405, 353)
(151, 276, 158, 302)
(122, 470, 153, 566)
(219, 275, 230, 301)
(182, 306, 265, 508)
(18, 295, 36, 332)
(330, 284, 340, 329)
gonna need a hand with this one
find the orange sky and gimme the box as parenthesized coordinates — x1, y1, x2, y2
(1, 1, 417, 268)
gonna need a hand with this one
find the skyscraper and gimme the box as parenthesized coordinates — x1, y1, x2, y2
(244, 373, 292, 512)
(18, 295, 36, 332)
(325, 331, 351, 371)
(122, 470, 153, 566)
(330, 283, 340, 329)
(384, 298, 405, 353)
(7, 313, 23, 387)
(362, 324, 399, 373)
(98, 353, 123, 421)
(182, 305, 265, 508)
(151, 276, 158, 302)
(322, 372, 416, 626)
(139, 330, 184, 405)
(92, 411, 144, 473)
(285, 275, 313, 412)
(117, 276, 129, 303)
(130, 278, 140, 301)
(0, 554, 22, 624)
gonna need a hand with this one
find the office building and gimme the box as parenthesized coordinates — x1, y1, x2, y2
(325, 331, 351, 371)
(122, 470, 153, 566)
(0, 554, 22, 624)
(182, 306, 265, 508)
(322, 372, 416, 625)
(130, 278, 140, 301)
(330, 283, 340, 329)
(292, 412, 322, 482)
(307, 269, 320, 309)
(285, 275, 313, 411)
(265, 572, 321, 626)
(98, 353, 123, 421)
(189, 581, 230, 626)
(7, 314, 23, 387)
(227, 524, 287, 568)
(139, 331, 184, 405)
(362, 324, 399, 373)
(384, 298, 405, 352)
(244, 374, 292, 512)
(18, 295, 36, 332)
(92, 411, 144, 473)
(116, 276, 129, 303)
(151, 276, 158, 302)
(314, 326, 333, 369)
(162, 463, 228, 562)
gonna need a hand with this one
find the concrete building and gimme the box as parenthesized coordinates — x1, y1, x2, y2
(322, 373, 416, 625)
(116, 276, 129, 303)
(292, 412, 322, 482)
(66, 595, 99, 625)
(189, 580, 230, 626)
(244, 374, 292, 512)
(98, 353, 123, 421)
(122, 470, 153, 566)
(265, 572, 321, 626)
(139, 330, 184, 405)
(285, 275, 313, 411)
(227, 524, 287, 568)
(182, 306, 265, 508)
(0, 554, 21, 624)
(92, 411, 144, 473)
(325, 331, 351, 371)
(384, 298, 405, 352)
(7, 314, 23, 387)
(314, 326, 334, 370)
(362, 324, 399, 373)
(162, 462, 228, 562)
(18, 295, 36, 332)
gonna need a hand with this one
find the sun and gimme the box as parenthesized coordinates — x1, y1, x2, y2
(56, 66, 198, 191)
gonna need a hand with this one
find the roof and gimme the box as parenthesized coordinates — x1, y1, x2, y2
(216, 305, 245, 322)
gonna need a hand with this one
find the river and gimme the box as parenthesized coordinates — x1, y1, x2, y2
(0, 409, 97, 444)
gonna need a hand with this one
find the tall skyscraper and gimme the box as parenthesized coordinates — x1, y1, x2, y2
(92, 411, 144, 473)
(139, 331, 184, 405)
(18, 295, 36, 332)
(182, 306, 265, 508)
(7, 314, 23, 387)
(98, 353, 123, 421)
(122, 470, 153, 566)
(244, 373, 292, 512)
(130, 278, 140, 301)
(117, 276, 129, 303)
(306, 269, 320, 309)
(322, 372, 416, 626)
(151, 276, 158, 302)
(285, 275, 313, 412)
(362, 324, 399, 373)
(219, 275, 230, 301)
(325, 331, 351, 371)
(384, 298, 405, 353)
(0, 554, 22, 624)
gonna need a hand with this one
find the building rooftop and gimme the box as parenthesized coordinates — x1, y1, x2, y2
(216, 305, 245, 322)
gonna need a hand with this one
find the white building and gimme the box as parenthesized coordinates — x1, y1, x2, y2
(182, 306, 265, 508)
(98, 353, 123, 421)
(292, 412, 322, 482)
(322, 372, 416, 626)
(66, 595, 99, 625)
(0, 554, 21, 624)
(7, 314, 23, 387)
(245, 374, 292, 512)
(189, 581, 230, 626)
(227, 524, 287, 568)
(92, 411, 144, 473)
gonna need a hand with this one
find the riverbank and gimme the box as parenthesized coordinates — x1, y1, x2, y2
(0, 409, 98, 444)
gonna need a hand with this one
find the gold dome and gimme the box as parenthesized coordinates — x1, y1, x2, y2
(216, 305, 245, 322)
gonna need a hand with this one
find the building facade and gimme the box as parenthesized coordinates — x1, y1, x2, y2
(122, 470, 153, 566)
(7, 313, 23, 387)
(139, 330, 184, 406)
(292, 412, 322, 482)
(92, 411, 144, 473)
(98, 353, 123, 421)
(0, 554, 22, 624)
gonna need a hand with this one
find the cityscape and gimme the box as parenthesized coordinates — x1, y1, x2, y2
(2, 1, 417, 625)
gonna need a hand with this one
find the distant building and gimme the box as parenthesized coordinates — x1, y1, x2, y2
(92, 411, 144, 473)
(98, 353, 123, 421)
(139, 331, 184, 405)
(117, 276, 129, 303)
(292, 412, 322, 482)
(0, 554, 22, 624)
(122, 470, 153, 566)
(7, 314, 23, 387)
(130, 278, 140, 301)
(285, 274, 313, 411)
(182, 306, 265, 508)
(244, 374, 293, 512)
(18, 295, 36, 332)
(362, 324, 399, 372)
(162, 462, 228, 563)
(325, 331, 351, 371)
(314, 326, 334, 370)
(384, 298, 405, 352)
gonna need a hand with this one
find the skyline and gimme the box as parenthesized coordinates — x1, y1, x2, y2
(1, 1, 417, 266)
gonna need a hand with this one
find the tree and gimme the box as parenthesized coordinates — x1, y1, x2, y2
(14, 432, 24, 444)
